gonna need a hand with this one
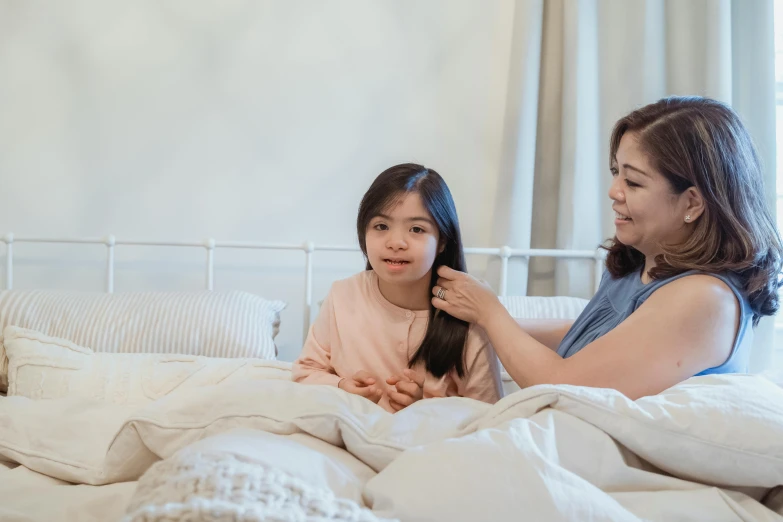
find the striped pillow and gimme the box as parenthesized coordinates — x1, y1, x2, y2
(4, 326, 293, 405)
(498, 295, 589, 320)
(0, 290, 286, 391)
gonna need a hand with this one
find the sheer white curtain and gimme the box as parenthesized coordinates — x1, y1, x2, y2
(489, 0, 776, 371)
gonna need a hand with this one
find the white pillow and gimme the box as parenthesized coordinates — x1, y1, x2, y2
(3, 326, 293, 406)
(0, 289, 286, 391)
(498, 295, 589, 320)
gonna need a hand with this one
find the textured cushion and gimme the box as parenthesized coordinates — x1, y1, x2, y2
(124, 436, 387, 522)
(0, 290, 286, 391)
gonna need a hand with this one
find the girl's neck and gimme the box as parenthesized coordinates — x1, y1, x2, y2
(377, 272, 432, 311)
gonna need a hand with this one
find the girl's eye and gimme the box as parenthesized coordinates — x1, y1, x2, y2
(411, 226, 425, 234)
(624, 179, 641, 188)
(373, 223, 388, 231)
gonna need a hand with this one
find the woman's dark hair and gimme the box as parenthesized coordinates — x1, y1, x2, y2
(604, 96, 783, 324)
(357, 163, 469, 377)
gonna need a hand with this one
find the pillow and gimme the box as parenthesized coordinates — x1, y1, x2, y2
(0, 289, 286, 391)
(498, 295, 589, 321)
(497, 296, 590, 395)
(3, 326, 293, 406)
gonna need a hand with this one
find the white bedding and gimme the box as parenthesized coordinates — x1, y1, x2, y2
(1, 372, 782, 521)
(0, 464, 136, 522)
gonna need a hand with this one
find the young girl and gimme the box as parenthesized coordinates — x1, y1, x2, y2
(292, 163, 503, 412)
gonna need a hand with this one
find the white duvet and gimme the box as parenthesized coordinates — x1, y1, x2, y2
(1, 373, 782, 521)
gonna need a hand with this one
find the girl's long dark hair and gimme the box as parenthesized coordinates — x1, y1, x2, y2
(357, 163, 470, 378)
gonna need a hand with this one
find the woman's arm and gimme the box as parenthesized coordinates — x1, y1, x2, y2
(513, 318, 574, 351)
(433, 267, 739, 400)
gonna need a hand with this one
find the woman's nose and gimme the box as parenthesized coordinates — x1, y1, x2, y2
(608, 178, 625, 202)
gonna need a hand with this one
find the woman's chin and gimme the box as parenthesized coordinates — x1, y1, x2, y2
(613, 231, 635, 247)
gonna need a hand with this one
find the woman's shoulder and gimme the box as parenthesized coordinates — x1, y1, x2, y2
(660, 272, 735, 294)
(573, 269, 748, 337)
(644, 273, 741, 320)
(599, 267, 747, 305)
(650, 270, 746, 304)
(637, 274, 743, 367)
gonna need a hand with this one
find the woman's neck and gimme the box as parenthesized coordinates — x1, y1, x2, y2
(377, 273, 432, 311)
(642, 256, 657, 284)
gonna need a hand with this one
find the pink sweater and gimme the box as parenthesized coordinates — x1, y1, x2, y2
(292, 271, 503, 412)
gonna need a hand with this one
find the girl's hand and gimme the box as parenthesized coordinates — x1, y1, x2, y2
(386, 369, 425, 412)
(431, 266, 501, 326)
(338, 370, 384, 404)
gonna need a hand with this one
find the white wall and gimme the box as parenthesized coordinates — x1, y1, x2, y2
(0, 0, 517, 361)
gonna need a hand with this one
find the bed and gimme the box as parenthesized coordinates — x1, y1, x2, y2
(1, 233, 782, 522)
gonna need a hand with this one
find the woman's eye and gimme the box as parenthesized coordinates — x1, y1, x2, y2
(411, 226, 425, 234)
(625, 179, 640, 188)
(374, 223, 388, 231)
(610, 167, 619, 176)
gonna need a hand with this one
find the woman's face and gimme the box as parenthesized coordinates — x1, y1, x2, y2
(609, 132, 695, 258)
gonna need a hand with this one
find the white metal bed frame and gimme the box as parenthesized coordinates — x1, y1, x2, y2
(1, 233, 605, 341)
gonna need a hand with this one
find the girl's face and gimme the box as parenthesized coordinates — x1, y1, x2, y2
(609, 132, 694, 258)
(365, 192, 441, 287)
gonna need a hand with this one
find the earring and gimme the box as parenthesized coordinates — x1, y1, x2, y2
(685, 215, 691, 223)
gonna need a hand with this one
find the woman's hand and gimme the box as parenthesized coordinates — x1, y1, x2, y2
(338, 370, 384, 404)
(432, 266, 502, 326)
(386, 369, 425, 412)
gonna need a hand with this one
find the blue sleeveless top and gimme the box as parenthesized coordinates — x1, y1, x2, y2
(557, 269, 754, 375)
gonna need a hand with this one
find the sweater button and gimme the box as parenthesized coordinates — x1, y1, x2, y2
(405, 311, 412, 318)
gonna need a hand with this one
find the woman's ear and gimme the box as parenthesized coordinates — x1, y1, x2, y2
(438, 241, 446, 254)
(684, 187, 705, 223)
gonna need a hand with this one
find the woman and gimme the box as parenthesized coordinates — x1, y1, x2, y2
(432, 96, 783, 400)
